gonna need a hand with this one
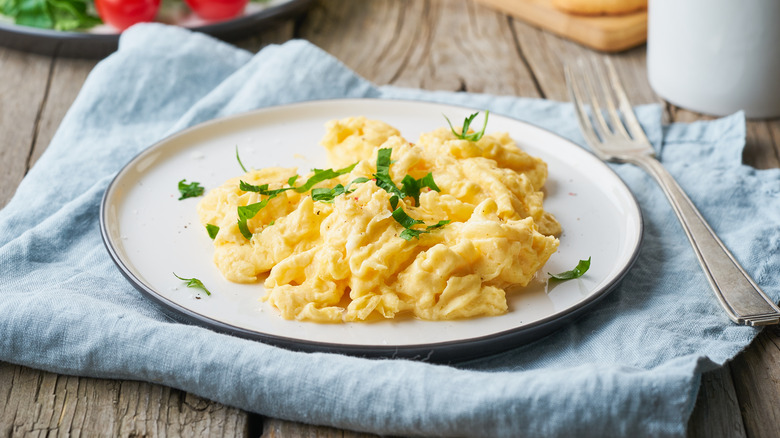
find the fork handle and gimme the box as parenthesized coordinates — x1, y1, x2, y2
(631, 155, 780, 326)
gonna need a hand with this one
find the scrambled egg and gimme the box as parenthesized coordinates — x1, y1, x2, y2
(197, 116, 561, 323)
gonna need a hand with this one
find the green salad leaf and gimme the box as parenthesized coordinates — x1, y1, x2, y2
(0, 0, 101, 31)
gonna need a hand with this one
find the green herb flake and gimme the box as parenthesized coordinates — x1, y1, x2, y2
(239, 181, 291, 197)
(173, 273, 212, 296)
(205, 224, 219, 240)
(311, 177, 370, 203)
(236, 146, 248, 173)
(444, 110, 490, 142)
(391, 207, 450, 241)
(373, 148, 404, 199)
(293, 163, 358, 193)
(549, 257, 591, 281)
(236, 197, 277, 239)
(178, 179, 204, 200)
(235, 163, 360, 240)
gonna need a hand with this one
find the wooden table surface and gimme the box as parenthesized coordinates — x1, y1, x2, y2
(1, 1, 779, 436)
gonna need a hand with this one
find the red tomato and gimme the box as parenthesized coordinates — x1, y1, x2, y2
(95, 0, 161, 31)
(184, 0, 249, 21)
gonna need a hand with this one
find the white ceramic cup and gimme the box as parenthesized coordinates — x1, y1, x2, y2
(647, 0, 780, 118)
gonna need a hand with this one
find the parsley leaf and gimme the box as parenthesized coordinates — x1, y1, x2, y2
(400, 172, 441, 206)
(373, 148, 405, 199)
(391, 207, 450, 241)
(178, 179, 204, 200)
(444, 110, 490, 141)
(236, 146, 248, 173)
(236, 197, 277, 239)
(311, 185, 345, 202)
(549, 257, 591, 280)
(173, 273, 212, 296)
(206, 224, 219, 240)
(311, 177, 370, 203)
(235, 163, 360, 240)
(373, 148, 440, 207)
(239, 181, 291, 197)
(293, 163, 358, 193)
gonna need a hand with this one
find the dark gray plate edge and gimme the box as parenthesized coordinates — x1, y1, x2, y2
(98, 97, 645, 364)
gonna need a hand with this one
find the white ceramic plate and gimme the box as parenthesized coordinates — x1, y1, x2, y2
(100, 99, 643, 362)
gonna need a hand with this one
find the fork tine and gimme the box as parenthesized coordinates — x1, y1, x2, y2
(564, 64, 603, 150)
(591, 58, 631, 139)
(604, 58, 652, 145)
(579, 60, 614, 142)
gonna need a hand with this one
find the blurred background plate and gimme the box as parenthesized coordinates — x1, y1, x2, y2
(0, 0, 312, 58)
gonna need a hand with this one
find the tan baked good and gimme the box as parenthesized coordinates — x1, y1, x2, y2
(551, 0, 647, 15)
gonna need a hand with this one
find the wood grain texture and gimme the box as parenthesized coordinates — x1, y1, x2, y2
(687, 366, 748, 438)
(0, 48, 52, 209)
(510, 17, 659, 104)
(473, 0, 647, 52)
(29, 57, 99, 168)
(730, 326, 780, 438)
(261, 418, 380, 438)
(301, 0, 541, 96)
(0, 362, 252, 437)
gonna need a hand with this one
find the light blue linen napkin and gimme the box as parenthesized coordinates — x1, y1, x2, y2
(2, 23, 778, 437)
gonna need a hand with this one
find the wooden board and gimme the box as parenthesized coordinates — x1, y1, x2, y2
(473, 0, 647, 52)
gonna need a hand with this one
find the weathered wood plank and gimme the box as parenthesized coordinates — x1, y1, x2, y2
(261, 418, 380, 438)
(28, 57, 99, 168)
(730, 327, 780, 438)
(510, 18, 659, 105)
(744, 121, 780, 169)
(0, 47, 52, 209)
(687, 366, 748, 438)
(0, 362, 252, 437)
(301, 0, 541, 96)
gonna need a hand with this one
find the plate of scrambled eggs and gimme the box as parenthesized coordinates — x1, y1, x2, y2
(101, 99, 643, 361)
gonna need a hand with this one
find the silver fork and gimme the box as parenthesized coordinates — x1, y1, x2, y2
(565, 58, 780, 326)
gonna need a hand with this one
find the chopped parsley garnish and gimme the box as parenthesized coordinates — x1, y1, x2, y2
(237, 197, 277, 239)
(295, 163, 358, 193)
(373, 148, 441, 208)
(234, 146, 449, 241)
(392, 207, 451, 241)
(206, 224, 219, 240)
(236, 146, 248, 173)
(178, 179, 204, 200)
(311, 177, 370, 203)
(549, 257, 591, 280)
(235, 163, 360, 240)
(373, 148, 405, 203)
(444, 110, 490, 142)
(173, 273, 211, 296)
(400, 172, 440, 206)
